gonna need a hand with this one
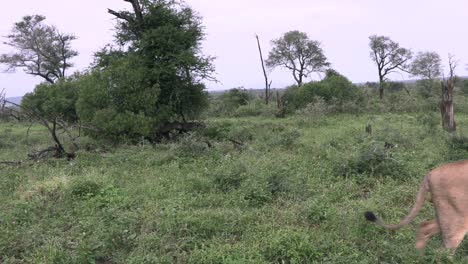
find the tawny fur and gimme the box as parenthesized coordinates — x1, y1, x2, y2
(365, 160, 468, 254)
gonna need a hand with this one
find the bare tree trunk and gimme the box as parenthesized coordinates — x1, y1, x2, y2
(379, 76, 384, 100)
(439, 54, 458, 132)
(440, 80, 456, 132)
(255, 34, 271, 104)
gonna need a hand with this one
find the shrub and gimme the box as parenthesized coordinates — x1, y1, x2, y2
(340, 139, 406, 179)
(168, 134, 210, 159)
(212, 162, 248, 192)
(302, 70, 362, 103)
(207, 88, 253, 117)
(281, 85, 301, 112)
(296, 97, 331, 118)
(267, 168, 291, 196)
(70, 179, 102, 199)
(416, 79, 439, 98)
(286, 70, 363, 113)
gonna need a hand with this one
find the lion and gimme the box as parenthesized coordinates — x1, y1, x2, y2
(364, 160, 468, 254)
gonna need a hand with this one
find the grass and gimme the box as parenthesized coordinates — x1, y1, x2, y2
(1, 112, 468, 263)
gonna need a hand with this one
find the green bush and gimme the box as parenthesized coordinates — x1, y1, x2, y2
(296, 97, 331, 118)
(416, 79, 439, 98)
(300, 70, 362, 104)
(69, 179, 102, 199)
(168, 134, 210, 159)
(212, 161, 248, 192)
(340, 139, 406, 179)
(207, 88, 253, 117)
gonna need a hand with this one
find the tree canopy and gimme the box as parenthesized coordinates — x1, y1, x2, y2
(77, 0, 215, 141)
(266, 30, 329, 87)
(410, 51, 442, 80)
(369, 35, 412, 99)
(0, 15, 78, 83)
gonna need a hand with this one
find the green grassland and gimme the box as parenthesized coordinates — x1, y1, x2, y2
(2, 112, 468, 263)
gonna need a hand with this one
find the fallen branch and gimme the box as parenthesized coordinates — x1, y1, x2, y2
(0, 161, 22, 166)
(228, 138, 244, 147)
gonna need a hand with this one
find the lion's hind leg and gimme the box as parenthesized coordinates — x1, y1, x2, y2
(415, 219, 440, 252)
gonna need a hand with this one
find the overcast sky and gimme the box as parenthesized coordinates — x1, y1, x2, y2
(1, 0, 468, 97)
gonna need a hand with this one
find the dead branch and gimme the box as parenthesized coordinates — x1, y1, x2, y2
(256, 34, 272, 104)
(228, 138, 244, 147)
(0, 161, 22, 166)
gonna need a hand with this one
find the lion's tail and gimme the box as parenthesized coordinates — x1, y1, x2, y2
(364, 177, 429, 230)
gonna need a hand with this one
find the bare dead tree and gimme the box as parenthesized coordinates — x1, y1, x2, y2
(440, 54, 458, 132)
(255, 34, 272, 104)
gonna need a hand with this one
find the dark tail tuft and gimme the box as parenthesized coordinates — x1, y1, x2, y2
(364, 211, 377, 222)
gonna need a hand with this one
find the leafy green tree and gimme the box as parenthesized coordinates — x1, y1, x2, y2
(369, 35, 412, 99)
(266, 31, 329, 87)
(410, 51, 442, 80)
(410, 51, 442, 98)
(77, 0, 214, 141)
(0, 15, 77, 83)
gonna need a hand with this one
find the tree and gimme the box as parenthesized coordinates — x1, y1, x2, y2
(410, 51, 442, 80)
(78, 0, 214, 141)
(255, 34, 272, 104)
(369, 35, 412, 99)
(440, 54, 457, 132)
(410, 51, 442, 98)
(266, 30, 329, 87)
(0, 15, 78, 84)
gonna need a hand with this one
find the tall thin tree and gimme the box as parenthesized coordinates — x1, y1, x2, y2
(255, 34, 272, 104)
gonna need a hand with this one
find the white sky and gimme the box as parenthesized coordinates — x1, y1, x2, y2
(1, 0, 468, 97)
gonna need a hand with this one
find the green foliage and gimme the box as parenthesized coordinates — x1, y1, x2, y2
(208, 88, 256, 117)
(266, 30, 329, 86)
(78, 0, 213, 142)
(262, 230, 323, 263)
(384, 81, 406, 93)
(0, 15, 78, 83)
(22, 78, 80, 123)
(416, 79, 439, 98)
(341, 138, 406, 179)
(287, 69, 363, 112)
(222, 88, 251, 108)
(281, 85, 301, 112)
(461, 80, 468, 96)
(368, 35, 412, 98)
(69, 178, 102, 199)
(211, 161, 248, 192)
(446, 134, 468, 161)
(410, 51, 442, 80)
(4, 110, 468, 262)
